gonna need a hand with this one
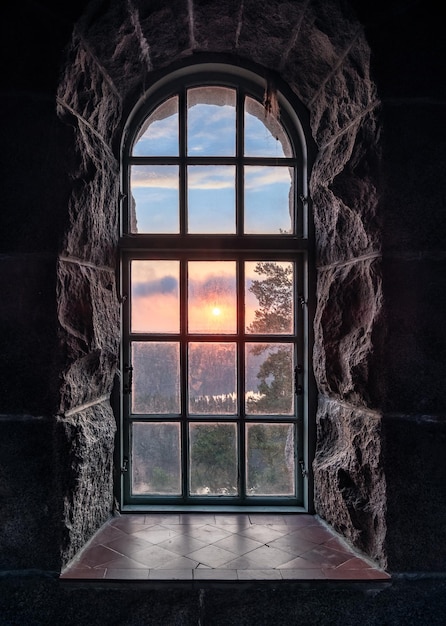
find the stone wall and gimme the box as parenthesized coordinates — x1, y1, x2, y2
(54, 0, 386, 568)
(1, 0, 444, 577)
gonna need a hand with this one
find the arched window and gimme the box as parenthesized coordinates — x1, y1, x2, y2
(120, 63, 312, 510)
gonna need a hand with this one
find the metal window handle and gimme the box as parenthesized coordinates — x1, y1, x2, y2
(123, 363, 133, 394)
(294, 365, 303, 395)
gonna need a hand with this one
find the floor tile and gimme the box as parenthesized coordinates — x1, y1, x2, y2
(186, 545, 236, 568)
(131, 544, 180, 568)
(132, 525, 179, 544)
(211, 534, 263, 555)
(183, 524, 232, 543)
(266, 531, 318, 556)
(156, 555, 200, 570)
(237, 569, 283, 580)
(149, 569, 193, 580)
(224, 545, 292, 569)
(157, 535, 208, 556)
(104, 568, 149, 579)
(193, 569, 237, 580)
(237, 525, 285, 544)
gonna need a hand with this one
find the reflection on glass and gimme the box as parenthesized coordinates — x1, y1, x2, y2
(132, 422, 181, 495)
(244, 96, 292, 157)
(244, 166, 293, 234)
(131, 260, 179, 333)
(188, 343, 237, 414)
(187, 165, 235, 233)
(189, 422, 238, 495)
(131, 342, 180, 414)
(132, 96, 179, 156)
(245, 343, 294, 415)
(130, 165, 179, 233)
(187, 87, 236, 156)
(246, 423, 295, 495)
(245, 261, 294, 334)
(188, 261, 236, 333)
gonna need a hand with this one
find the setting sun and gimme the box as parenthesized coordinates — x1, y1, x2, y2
(211, 306, 222, 317)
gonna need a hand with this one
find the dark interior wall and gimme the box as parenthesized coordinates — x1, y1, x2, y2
(0, 0, 444, 578)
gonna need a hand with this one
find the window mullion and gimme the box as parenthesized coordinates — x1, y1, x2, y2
(179, 87, 187, 235)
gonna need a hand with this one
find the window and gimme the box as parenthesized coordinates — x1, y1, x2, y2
(120, 63, 311, 509)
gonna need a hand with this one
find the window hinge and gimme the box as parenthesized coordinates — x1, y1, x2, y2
(121, 457, 129, 473)
(123, 363, 133, 394)
(299, 459, 308, 478)
(298, 294, 307, 308)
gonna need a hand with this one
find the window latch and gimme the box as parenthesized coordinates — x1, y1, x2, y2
(121, 457, 129, 473)
(294, 365, 303, 395)
(299, 459, 308, 478)
(123, 363, 133, 394)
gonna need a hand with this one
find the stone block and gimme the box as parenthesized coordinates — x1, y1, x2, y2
(55, 401, 116, 566)
(0, 417, 60, 570)
(313, 397, 386, 566)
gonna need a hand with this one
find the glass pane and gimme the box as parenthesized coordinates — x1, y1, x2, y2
(244, 96, 292, 157)
(188, 261, 236, 333)
(245, 261, 294, 334)
(130, 165, 179, 233)
(132, 342, 180, 414)
(187, 87, 236, 156)
(189, 422, 238, 495)
(132, 422, 181, 495)
(244, 166, 293, 234)
(246, 423, 295, 495)
(132, 96, 179, 156)
(245, 343, 294, 415)
(187, 165, 235, 233)
(188, 343, 237, 414)
(131, 260, 179, 333)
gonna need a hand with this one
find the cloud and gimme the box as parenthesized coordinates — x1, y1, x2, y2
(132, 275, 178, 297)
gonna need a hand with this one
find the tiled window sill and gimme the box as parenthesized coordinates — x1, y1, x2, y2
(60, 514, 390, 583)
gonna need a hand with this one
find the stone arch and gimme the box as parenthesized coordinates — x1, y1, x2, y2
(56, 0, 385, 566)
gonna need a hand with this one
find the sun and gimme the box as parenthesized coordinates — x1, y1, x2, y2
(211, 306, 222, 317)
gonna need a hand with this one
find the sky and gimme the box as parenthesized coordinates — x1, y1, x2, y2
(130, 89, 294, 234)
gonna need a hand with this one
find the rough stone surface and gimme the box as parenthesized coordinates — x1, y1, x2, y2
(313, 397, 386, 567)
(54, 402, 116, 566)
(313, 258, 383, 405)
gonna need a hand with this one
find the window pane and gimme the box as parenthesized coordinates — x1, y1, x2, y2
(245, 343, 294, 415)
(132, 96, 179, 156)
(246, 423, 295, 495)
(244, 96, 292, 157)
(131, 260, 179, 333)
(187, 165, 235, 233)
(130, 165, 179, 233)
(245, 261, 294, 334)
(187, 87, 236, 156)
(132, 342, 180, 414)
(189, 422, 238, 495)
(132, 422, 181, 495)
(244, 166, 293, 234)
(188, 343, 237, 414)
(188, 261, 236, 333)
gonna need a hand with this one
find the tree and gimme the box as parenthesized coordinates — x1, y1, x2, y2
(247, 262, 294, 414)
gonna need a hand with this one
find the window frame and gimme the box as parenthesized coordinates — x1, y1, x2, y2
(119, 61, 314, 512)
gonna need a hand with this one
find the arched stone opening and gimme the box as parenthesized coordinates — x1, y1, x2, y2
(56, 0, 385, 567)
